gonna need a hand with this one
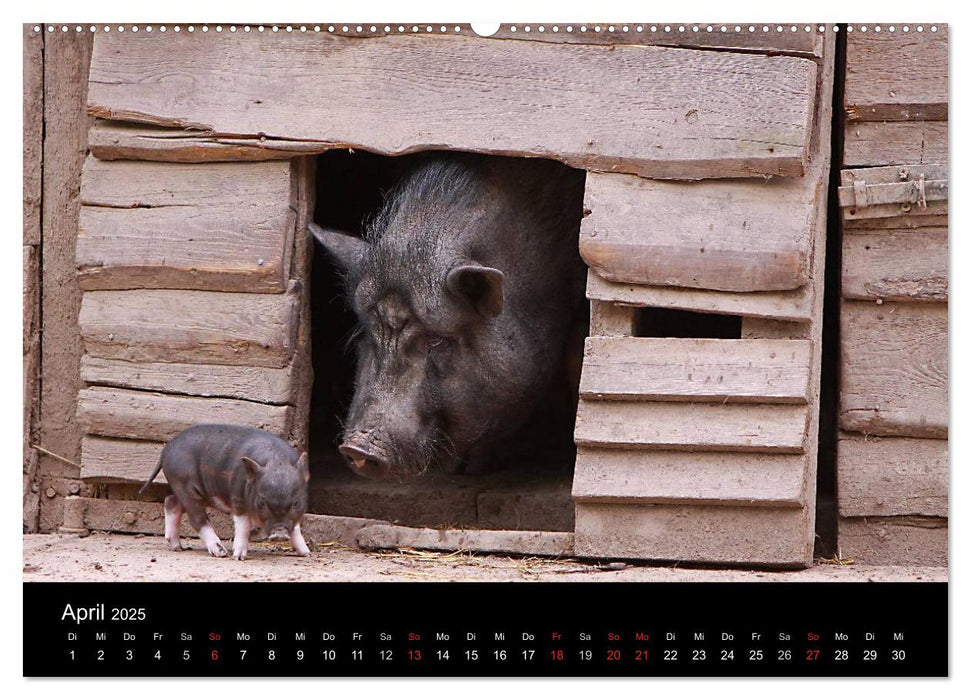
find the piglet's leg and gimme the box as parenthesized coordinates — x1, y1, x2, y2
(232, 515, 252, 561)
(198, 524, 228, 557)
(289, 524, 311, 556)
(163, 495, 184, 551)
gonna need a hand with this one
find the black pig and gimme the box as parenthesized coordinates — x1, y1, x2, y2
(140, 425, 311, 559)
(312, 154, 586, 481)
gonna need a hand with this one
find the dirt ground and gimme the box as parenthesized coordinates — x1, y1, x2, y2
(23, 532, 947, 582)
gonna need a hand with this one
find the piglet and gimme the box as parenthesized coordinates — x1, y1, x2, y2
(139, 424, 311, 560)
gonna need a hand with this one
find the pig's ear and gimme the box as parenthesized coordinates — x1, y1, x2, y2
(309, 223, 368, 273)
(446, 264, 505, 318)
(241, 457, 263, 479)
(296, 453, 310, 483)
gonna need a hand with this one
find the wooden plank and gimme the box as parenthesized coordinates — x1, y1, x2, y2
(88, 120, 320, 162)
(76, 203, 295, 292)
(837, 433, 947, 517)
(579, 337, 811, 403)
(842, 199, 947, 221)
(39, 29, 93, 495)
(843, 121, 948, 167)
(80, 436, 165, 484)
(574, 503, 812, 566)
(356, 523, 574, 557)
(589, 300, 636, 337)
(840, 164, 948, 220)
(838, 516, 947, 566)
(489, 24, 824, 57)
(87, 32, 818, 179)
(73, 496, 385, 549)
(572, 447, 806, 507)
(77, 387, 293, 442)
(580, 169, 818, 291)
(79, 288, 298, 368)
(844, 27, 948, 122)
(80, 156, 292, 206)
(77, 157, 295, 292)
(23, 26, 43, 245)
(840, 302, 947, 438)
(842, 228, 947, 302)
(80, 356, 293, 404)
(844, 213, 948, 230)
(838, 179, 947, 209)
(586, 272, 814, 322)
(574, 401, 808, 453)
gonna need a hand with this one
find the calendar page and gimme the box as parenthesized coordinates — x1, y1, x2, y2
(22, 19, 948, 678)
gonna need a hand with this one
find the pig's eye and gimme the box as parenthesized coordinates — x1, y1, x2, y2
(257, 498, 267, 509)
(425, 334, 449, 349)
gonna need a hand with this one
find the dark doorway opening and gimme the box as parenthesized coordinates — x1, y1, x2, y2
(307, 150, 587, 532)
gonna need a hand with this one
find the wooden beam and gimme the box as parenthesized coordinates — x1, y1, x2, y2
(586, 272, 814, 322)
(574, 503, 812, 566)
(80, 436, 165, 484)
(579, 337, 811, 403)
(842, 227, 947, 302)
(77, 158, 295, 292)
(837, 433, 947, 517)
(838, 516, 947, 566)
(580, 168, 818, 291)
(80, 355, 294, 404)
(574, 401, 809, 453)
(843, 121, 948, 167)
(840, 301, 947, 438)
(79, 288, 298, 368)
(88, 120, 320, 162)
(488, 24, 824, 57)
(77, 387, 293, 442)
(588, 300, 637, 337)
(572, 448, 807, 507)
(87, 32, 817, 179)
(844, 28, 948, 122)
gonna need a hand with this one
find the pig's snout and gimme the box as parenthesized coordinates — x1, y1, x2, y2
(267, 528, 290, 542)
(339, 439, 392, 480)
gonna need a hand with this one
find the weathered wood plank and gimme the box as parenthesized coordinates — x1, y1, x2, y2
(589, 300, 637, 337)
(840, 163, 948, 220)
(837, 433, 947, 517)
(843, 121, 948, 167)
(586, 272, 814, 322)
(838, 179, 947, 209)
(572, 448, 806, 507)
(844, 28, 948, 122)
(844, 214, 948, 230)
(23, 26, 43, 245)
(842, 228, 947, 302)
(575, 503, 812, 566)
(840, 302, 947, 438)
(77, 157, 295, 292)
(79, 288, 298, 368)
(80, 155, 293, 206)
(489, 24, 824, 57)
(77, 387, 293, 442)
(39, 29, 93, 498)
(838, 516, 947, 566)
(87, 32, 818, 179)
(76, 203, 295, 292)
(88, 120, 320, 162)
(580, 168, 818, 291)
(574, 401, 808, 453)
(80, 436, 165, 484)
(80, 356, 293, 404)
(356, 523, 574, 557)
(579, 337, 811, 403)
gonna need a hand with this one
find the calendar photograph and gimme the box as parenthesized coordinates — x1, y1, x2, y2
(21, 20, 948, 677)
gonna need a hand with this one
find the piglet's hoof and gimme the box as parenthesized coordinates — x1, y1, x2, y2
(208, 541, 229, 558)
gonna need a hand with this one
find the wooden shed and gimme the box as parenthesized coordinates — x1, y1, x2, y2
(22, 23, 946, 569)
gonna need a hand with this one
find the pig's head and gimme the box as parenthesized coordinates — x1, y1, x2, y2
(243, 452, 310, 538)
(311, 162, 512, 481)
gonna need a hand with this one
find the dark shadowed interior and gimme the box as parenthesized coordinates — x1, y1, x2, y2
(308, 150, 586, 532)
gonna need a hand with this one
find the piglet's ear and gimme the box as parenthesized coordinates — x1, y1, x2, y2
(446, 264, 504, 318)
(241, 457, 263, 479)
(296, 453, 310, 483)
